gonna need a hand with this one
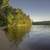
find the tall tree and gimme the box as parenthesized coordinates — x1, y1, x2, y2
(0, 0, 32, 47)
(0, 0, 13, 26)
(0, 0, 9, 9)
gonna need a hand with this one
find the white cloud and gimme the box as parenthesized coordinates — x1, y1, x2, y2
(30, 16, 50, 22)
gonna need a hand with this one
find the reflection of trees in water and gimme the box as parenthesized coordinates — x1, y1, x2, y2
(5, 25, 31, 47)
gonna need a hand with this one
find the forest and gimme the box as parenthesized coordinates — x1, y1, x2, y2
(32, 21, 50, 25)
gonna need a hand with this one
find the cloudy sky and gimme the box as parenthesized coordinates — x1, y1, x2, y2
(9, 0, 50, 22)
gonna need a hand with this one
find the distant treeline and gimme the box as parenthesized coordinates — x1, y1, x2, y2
(32, 21, 50, 25)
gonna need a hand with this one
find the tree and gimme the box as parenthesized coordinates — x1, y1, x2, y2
(0, 0, 9, 9)
(0, 0, 13, 26)
(0, 0, 9, 26)
(0, 0, 32, 46)
(6, 8, 32, 46)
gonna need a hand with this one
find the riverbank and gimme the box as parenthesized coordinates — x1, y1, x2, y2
(0, 27, 18, 50)
(32, 21, 50, 25)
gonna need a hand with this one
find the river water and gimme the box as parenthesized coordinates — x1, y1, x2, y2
(0, 25, 50, 50)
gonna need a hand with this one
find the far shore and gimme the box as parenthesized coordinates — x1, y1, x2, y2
(32, 21, 50, 25)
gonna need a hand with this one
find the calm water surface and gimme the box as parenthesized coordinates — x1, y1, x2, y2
(0, 25, 50, 50)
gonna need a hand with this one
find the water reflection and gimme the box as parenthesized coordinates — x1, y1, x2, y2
(28, 25, 50, 38)
(5, 25, 32, 47)
(17, 25, 50, 50)
(0, 25, 50, 50)
(31, 25, 50, 32)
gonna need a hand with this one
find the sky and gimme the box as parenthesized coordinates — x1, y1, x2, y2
(9, 0, 50, 22)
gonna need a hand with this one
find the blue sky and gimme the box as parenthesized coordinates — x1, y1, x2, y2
(9, 0, 50, 22)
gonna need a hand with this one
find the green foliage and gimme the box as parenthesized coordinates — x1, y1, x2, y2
(0, 0, 9, 9)
(0, 0, 32, 46)
(0, 0, 8, 26)
(0, 0, 13, 26)
(6, 8, 32, 45)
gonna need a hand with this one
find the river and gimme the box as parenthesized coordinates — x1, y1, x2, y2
(0, 25, 50, 50)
